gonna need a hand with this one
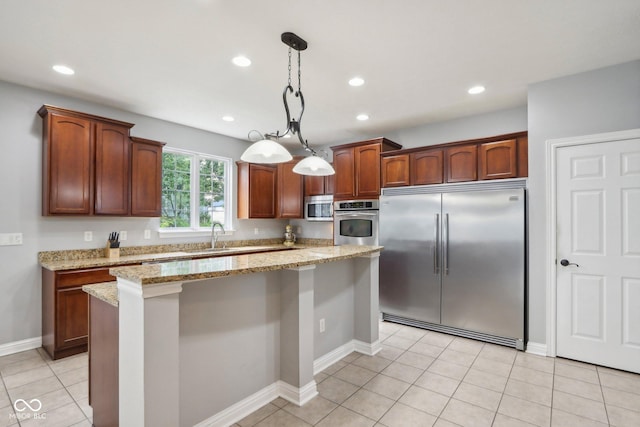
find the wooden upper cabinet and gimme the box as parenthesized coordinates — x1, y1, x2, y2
(304, 174, 334, 196)
(130, 137, 165, 217)
(277, 157, 304, 218)
(94, 122, 131, 215)
(38, 105, 137, 216)
(478, 139, 517, 180)
(446, 145, 477, 183)
(355, 143, 382, 197)
(332, 138, 402, 200)
(237, 162, 277, 218)
(43, 113, 94, 215)
(332, 147, 356, 199)
(381, 154, 410, 187)
(517, 135, 528, 177)
(411, 149, 444, 185)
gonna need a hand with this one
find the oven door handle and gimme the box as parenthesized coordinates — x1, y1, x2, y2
(334, 212, 378, 217)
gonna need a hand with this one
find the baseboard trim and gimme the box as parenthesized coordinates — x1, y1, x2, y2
(278, 380, 318, 406)
(0, 337, 42, 357)
(526, 341, 548, 357)
(313, 339, 381, 374)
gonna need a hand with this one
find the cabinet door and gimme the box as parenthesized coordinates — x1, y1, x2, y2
(56, 287, 89, 350)
(131, 140, 163, 216)
(517, 135, 528, 177)
(333, 148, 356, 199)
(95, 122, 131, 215)
(478, 139, 517, 180)
(381, 154, 410, 187)
(325, 174, 334, 195)
(46, 114, 93, 214)
(277, 159, 304, 218)
(304, 175, 325, 196)
(411, 149, 444, 185)
(355, 143, 381, 197)
(249, 164, 277, 218)
(446, 145, 477, 183)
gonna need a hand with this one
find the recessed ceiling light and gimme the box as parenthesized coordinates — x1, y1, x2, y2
(468, 85, 485, 94)
(52, 65, 75, 75)
(356, 114, 369, 121)
(222, 115, 234, 122)
(349, 77, 365, 87)
(232, 56, 251, 67)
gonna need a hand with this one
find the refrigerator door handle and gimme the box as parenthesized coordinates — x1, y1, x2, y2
(443, 213, 449, 275)
(434, 213, 440, 274)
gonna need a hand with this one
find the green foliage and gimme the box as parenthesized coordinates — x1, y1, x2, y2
(161, 152, 227, 228)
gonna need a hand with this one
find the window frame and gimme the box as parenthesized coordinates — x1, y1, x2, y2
(159, 147, 233, 238)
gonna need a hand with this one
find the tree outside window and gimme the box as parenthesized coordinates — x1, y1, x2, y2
(161, 149, 231, 229)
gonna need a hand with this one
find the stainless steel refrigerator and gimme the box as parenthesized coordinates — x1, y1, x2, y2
(379, 180, 526, 349)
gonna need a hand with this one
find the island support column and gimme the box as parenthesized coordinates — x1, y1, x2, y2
(354, 252, 381, 355)
(280, 265, 318, 405)
(117, 279, 183, 427)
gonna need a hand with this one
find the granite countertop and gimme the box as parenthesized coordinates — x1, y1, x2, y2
(40, 244, 308, 271)
(83, 282, 119, 307)
(111, 245, 383, 286)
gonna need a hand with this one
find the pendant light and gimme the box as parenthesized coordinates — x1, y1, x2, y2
(241, 32, 335, 176)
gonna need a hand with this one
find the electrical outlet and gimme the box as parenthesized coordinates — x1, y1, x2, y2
(319, 318, 326, 333)
(119, 231, 127, 241)
(144, 229, 151, 239)
(254, 228, 259, 235)
(84, 231, 93, 242)
(296, 226, 302, 234)
(0, 233, 23, 246)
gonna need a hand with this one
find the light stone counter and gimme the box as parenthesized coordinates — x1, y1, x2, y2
(109, 245, 382, 286)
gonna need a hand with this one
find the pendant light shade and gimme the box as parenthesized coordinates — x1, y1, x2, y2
(240, 138, 293, 163)
(292, 155, 335, 176)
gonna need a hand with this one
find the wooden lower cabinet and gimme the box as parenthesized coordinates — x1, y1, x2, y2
(42, 266, 129, 360)
(89, 296, 119, 427)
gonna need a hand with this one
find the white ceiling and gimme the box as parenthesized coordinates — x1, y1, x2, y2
(1, 0, 639, 147)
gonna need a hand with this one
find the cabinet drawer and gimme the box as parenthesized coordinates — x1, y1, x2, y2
(56, 268, 114, 288)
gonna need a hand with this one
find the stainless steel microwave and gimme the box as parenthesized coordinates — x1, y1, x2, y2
(304, 195, 333, 221)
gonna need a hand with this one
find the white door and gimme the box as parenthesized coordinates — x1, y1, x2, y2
(556, 136, 640, 373)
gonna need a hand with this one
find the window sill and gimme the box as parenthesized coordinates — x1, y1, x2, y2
(158, 229, 234, 239)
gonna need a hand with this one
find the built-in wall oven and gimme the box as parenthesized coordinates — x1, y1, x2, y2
(333, 199, 379, 245)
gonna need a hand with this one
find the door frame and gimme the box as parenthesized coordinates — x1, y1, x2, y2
(545, 128, 640, 358)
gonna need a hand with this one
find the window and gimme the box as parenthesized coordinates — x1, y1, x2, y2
(161, 148, 231, 231)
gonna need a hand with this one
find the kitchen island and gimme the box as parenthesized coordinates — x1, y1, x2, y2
(85, 245, 383, 427)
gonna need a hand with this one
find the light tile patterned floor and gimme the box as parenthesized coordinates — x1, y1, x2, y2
(0, 348, 90, 427)
(234, 321, 640, 427)
(1, 321, 639, 426)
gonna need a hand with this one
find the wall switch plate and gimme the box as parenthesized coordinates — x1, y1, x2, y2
(119, 231, 127, 241)
(144, 229, 151, 239)
(0, 233, 23, 246)
(319, 318, 326, 333)
(84, 231, 93, 242)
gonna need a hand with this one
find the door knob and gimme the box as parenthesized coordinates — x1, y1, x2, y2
(560, 259, 579, 267)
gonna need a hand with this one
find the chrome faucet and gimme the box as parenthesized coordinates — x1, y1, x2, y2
(211, 221, 226, 249)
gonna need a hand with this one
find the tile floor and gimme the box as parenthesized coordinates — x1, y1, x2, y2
(0, 348, 90, 426)
(1, 321, 639, 426)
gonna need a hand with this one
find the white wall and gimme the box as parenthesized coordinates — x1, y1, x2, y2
(0, 80, 287, 347)
(527, 59, 640, 345)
